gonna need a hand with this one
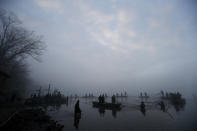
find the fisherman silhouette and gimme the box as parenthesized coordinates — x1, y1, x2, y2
(74, 100, 81, 130)
(159, 101, 165, 112)
(144, 92, 148, 98)
(99, 95, 105, 103)
(140, 101, 146, 116)
(140, 92, 143, 98)
(74, 100, 81, 115)
(112, 95, 116, 104)
(98, 95, 102, 103)
(102, 95, 105, 103)
(65, 96, 69, 106)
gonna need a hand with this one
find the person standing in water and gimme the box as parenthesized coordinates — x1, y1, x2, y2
(140, 101, 146, 116)
(159, 101, 165, 112)
(74, 100, 81, 115)
(74, 100, 81, 130)
(112, 95, 116, 104)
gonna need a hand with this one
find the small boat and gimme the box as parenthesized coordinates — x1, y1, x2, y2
(92, 102, 121, 109)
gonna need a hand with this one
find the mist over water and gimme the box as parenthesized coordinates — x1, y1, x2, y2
(0, 0, 197, 131)
(20, 0, 196, 97)
(1, 0, 197, 97)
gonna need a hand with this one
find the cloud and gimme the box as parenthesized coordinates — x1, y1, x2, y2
(34, 0, 64, 13)
(77, 2, 157, 54)
(117, 10, 130, 24)
(74, 0, 196, 57)
(6, 0, 196, 94)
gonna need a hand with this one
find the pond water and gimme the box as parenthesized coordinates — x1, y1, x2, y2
(46, 95, 197, 131)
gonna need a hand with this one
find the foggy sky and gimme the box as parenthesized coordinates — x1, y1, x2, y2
(1, 0, 197, 96)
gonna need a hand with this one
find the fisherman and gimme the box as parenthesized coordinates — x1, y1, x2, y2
(159, 101, 165, 112)
(33, 93, 36, 98)
(124, 91, 127, 97)
(140, 92, 143, 98)
(140, 101, 145, 109)
(165, 92, 169, 99)
(98, 95, 101, 103)
(144, 92, 147, 98)
(74, 100, 81, 115)
(177, 92, 181, 99)
(99, 95, 102, 103)
(101, 95, 105, 103)
(74, 100, 81, 130)
(66, 96, 69, 102)
(112, 95, 116, 104)
(140, 101, 146, 116)
(161, 90, 164, 97)
(99, 95, 101, 103)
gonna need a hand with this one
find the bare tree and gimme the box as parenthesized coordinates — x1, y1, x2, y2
(0, 9, 45, 100)
(0, 9, 45, 71)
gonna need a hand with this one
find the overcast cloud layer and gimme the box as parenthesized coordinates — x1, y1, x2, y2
(1, 0, 197, 96)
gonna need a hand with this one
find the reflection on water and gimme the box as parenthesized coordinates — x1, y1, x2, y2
(95, 107, 121, 118)
(98, 108, 105, 116)
(74, 113, 81, 130)
(93, 101, 122, 118)
(171, 98, 186, 112)
(140, 101, 146, 116)
(41, 94, 197, 131)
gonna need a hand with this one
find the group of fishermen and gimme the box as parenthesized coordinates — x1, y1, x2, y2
(74, 95, 166, 117)
(73, 96, 166, 130)
(140, 92, 148, 98)
(98, 95, 105, 103)
(75, 94, 117, 115)
(98, 94, 117, 104)
(73, 94, 119, 116)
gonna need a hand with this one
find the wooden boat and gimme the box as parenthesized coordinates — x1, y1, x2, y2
(92, 101, 121, 109)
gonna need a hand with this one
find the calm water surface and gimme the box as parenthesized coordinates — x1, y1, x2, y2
(46, 96, 197, 131)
